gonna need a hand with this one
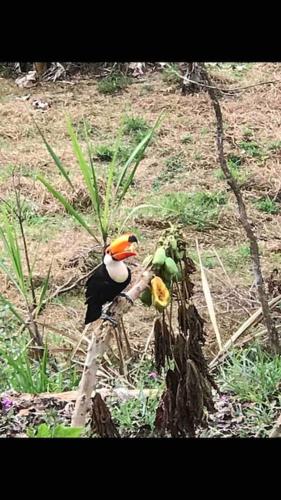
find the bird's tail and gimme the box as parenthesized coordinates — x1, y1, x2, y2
(85, 300, 102, 325)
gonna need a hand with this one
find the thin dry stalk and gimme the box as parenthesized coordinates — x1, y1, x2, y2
(200, 63, 280, 354)
(196, 239, 222, 350)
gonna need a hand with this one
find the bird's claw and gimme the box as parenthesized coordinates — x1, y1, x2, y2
(101, 313, 117, 326)
(119, 292, 134, 305)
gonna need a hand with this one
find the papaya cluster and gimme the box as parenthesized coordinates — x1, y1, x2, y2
(140, 232, 184, 312)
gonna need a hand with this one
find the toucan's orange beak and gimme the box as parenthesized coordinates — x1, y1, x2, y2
(108, 234, 138, 261)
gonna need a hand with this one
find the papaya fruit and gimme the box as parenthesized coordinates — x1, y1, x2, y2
(152, 247, 166, 267)
(164, 257, 178, 276)
(151, 276, 170, 312)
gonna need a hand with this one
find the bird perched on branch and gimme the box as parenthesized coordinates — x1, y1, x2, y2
(85, 234, 138, 325)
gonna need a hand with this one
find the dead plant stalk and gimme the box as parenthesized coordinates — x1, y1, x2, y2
(201, 63, 279, 354)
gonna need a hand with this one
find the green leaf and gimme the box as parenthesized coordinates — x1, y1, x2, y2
(37, 175, 99, 242)
(36, 424, 52, 437)
(0, 214, 27, 297)
(53, 425, 83, 438)
(67, 119, 101, 220)
(101, 126, 123, 241)
(83, 120, 104, 238)
(34, 121, 74, 189)
(0, 291, 26, 325)
(116, 112, 164, 206)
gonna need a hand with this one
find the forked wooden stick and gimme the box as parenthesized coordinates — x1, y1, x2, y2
(71, 270, 153, 427)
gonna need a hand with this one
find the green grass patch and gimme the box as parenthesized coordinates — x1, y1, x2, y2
(217, 343, 281, 436)
(97, 73, 132, 95)
(153, 154, 186, 190)
(254, 196, 279, 214)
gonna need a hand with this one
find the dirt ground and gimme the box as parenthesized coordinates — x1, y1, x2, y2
(1, 62, 281, 363)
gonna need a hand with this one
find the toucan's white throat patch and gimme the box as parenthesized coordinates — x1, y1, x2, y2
(104, 254, 129, 283)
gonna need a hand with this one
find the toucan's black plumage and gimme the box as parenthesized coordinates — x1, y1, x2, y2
(85, 263, 131, 324)
(84, 234, 137, 325)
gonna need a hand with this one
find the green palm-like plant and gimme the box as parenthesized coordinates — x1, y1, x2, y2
(36, 113, 164, 245)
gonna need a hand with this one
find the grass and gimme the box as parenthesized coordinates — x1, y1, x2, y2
(93, 144, 114, 162)
(181, 134, 193, 144)
(215, 154, 248, 183)
(110, 359, 164, 437)
(75, 119, 98, 140)
(268, 140, 281, 151)
(239, 140, 265, 159)
(0, 324, 80, 394)
(97, 73, 132, 95)
(217, 343, 281, 436)
(146, 191, 227, 229)
(27, 423, 84, 438)
(189, 245, 251, 272)
(123, 115, 150, 143)
(254, 196, 279, 214)
(153, 154, 186, 190)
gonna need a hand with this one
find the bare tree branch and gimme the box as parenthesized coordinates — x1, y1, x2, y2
(199, 63, 279, 354)
(167, 63, 278, 94)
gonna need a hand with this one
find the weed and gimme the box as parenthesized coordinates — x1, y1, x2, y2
(215, 343, 281, 437)
(215, 154, 247, 183)
(97, 73, 131, 95)
(268, 140, 281, 151)
(75, 119, 98, 140)
(254, 196, 279, 214)
(242, 128, 254, 139)
(0, 332, 80, 394)
(94, 144, 114, 162)
(217, 343, 281, 404)
(200, 127, 209, 136)
(37, 113, 163, 244)
(27, 423, 84, 438)
(123, 115, 150, 143)
(153, 154, 186, 190)
(145, 191, 227, 229)
(181, 134, 193, 144)
(239, 140, 265, 159)
(110, 359, 164, 436)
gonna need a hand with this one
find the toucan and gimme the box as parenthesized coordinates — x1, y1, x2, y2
(85, 234, 138, 325)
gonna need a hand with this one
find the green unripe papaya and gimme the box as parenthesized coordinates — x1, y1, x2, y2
(140, 288, 152, 306)
(152, 247, 166, 267)
(164, 257, 178, 276)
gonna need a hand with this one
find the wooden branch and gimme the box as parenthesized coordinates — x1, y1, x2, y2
(4, 387, 160, 405)
(71, 269, 153, 427)
(200, 63, 280, 354)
